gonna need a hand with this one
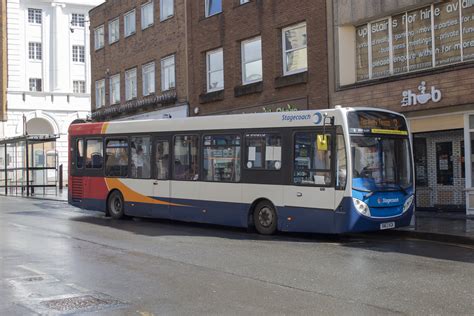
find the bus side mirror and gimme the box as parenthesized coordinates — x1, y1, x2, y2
(317, 135, 328, 151)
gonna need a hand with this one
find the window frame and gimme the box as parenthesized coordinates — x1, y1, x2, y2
(94, 25, 105, 50)
(72, 45, 85, 63)
(29, 78, 42, 92)
(71, 13, 85, 27)
(28, 42, 42, 61)
(95, 79, 105, 108)
(124, 9, 136, 37)
(141, 1, 155, 30)
(160, 0, 174, 21)
(282, 22, 308, 76)
(109, 74, 121, 105)
(73, 80, 86, 94)
(28, 8, 42, 24)
(206, 48, 224, 93)
(161, 55, 176, 91)
(142, 61, 156, 96)
(291, 128, 336, 188)
(202, 133, 242, 183)
(125, 68, 137, 101)
(241, 36, 262, 85)
(108, 17, 120, 44)
(205, 0, 222, 18)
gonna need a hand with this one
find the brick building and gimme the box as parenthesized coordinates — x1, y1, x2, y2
(0, 1, 6, 127)
(328, 0, 474, 214)
(89, 0, 329, 120)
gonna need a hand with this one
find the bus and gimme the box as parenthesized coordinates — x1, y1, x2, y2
(68, 107, 414, 234)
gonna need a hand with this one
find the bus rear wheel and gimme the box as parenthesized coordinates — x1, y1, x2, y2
(253, 201, 277, 235)
(108, 190, 125, 219)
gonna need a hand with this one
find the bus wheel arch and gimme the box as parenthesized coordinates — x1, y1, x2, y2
(248, 198, 278, 235)
(107, 189, 125, 219)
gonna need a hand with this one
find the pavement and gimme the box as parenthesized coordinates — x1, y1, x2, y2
(2, 188, 474, 245)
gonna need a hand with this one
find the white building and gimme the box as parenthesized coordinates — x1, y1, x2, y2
(1, 0, 104, 182)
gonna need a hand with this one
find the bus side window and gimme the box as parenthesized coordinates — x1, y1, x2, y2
(173, 135, 199, 181)
(294, 132, 332, 186)
(155, 140, 170, 180)
(130, 136, 152, 179)
(76, 139, 84, 169)
(105, 139, 129, 177)
(336, 134, 347, 189)
(85, 139, 103, 169)
(245, 134, 282, 170)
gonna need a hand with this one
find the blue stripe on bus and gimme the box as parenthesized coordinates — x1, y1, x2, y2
(70, 196, 414, 234)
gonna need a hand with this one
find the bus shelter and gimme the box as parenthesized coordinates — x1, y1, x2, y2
(0, 135, 60, 197)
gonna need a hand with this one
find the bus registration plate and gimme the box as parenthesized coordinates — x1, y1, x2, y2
(380, 222, 395, 230)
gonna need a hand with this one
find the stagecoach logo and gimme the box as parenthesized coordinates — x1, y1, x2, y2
(377, 197, 400, 204)
(313, 112, 323, 125)
(281, 112, 324, 125)
(401, 81, 442, 107)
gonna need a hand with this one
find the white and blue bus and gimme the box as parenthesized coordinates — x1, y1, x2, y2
(69, 107, 414, 234)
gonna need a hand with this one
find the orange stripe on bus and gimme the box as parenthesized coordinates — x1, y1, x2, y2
(104, 178, 188, 207)
(101, 122, 110, 134)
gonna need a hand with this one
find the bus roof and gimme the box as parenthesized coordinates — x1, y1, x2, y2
(69, 107, 405, 136)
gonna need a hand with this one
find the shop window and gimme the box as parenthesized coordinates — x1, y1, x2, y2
(76, 139, 84, 169)
(155, 140, 170, 180)
(245, 134, 281, 170)
(131, 137, 151, 179)
(203, 135, 241, 182)
(413, 137, 428, 186)
(436, 142, 453, 185)
(105, 139, 129, 177)
(85, 139, 103, 169)
(173, 135, 199, 181)
(294, 132, 331, 186)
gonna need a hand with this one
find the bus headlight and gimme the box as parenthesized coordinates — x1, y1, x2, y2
(403, 195, 414, 213)
(353, 198, 371, 217)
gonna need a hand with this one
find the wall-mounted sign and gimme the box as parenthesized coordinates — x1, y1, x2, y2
(401, 81, 442, 107)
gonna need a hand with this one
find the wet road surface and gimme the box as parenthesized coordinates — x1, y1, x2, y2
(1, 197, 474, 315)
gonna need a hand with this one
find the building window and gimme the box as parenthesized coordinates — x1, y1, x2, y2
(29, 78, 42, 92)
(240, 0, 249, 4)
(173, 135, 199, 181)
(206, 48, 224, 92)
(142, 62, 155, 96)
(161, 55, 175, 91)
(71, 13, 85, 27)
(354, 2, 474, 82)
(413, 137, 428, 186)
(95, 79, 105, 108)
(72, 45, 85, 63)
(241, 36, 262, 84)
(28, 42, 42, 61)
(141, 1, 154, 30)
(85, 139, 103, 169)
(203, 135, 241, 182)
(282, 22, 307, 75)
(205, 0, 222, 17)
(110, 74, 121, 105)
(105, 139, 129, 177)
(28, 8, 42, 24)
(124, 9, 136, 37)
(294, 132, 332, 185)
(109, 18, 120, 44)
(125, 68, 137, 101)
(160, 0, 174, 21)
(73, 80, 86, 94)
(245, 134, 282, 170)
(131, 136, 152, 179)
(94, 25, 104, 50)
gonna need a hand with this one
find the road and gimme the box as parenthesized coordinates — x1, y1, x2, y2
(1, 197, 473, 315)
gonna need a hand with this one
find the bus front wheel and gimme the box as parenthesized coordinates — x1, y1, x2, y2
(108, 190, 125, 219)
(253, 201, 277, 235)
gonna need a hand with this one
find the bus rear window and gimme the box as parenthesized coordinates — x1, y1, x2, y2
(76, 139, 84, 169)
(85, 139, 103, 169)
(245, 134, 282, 170)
